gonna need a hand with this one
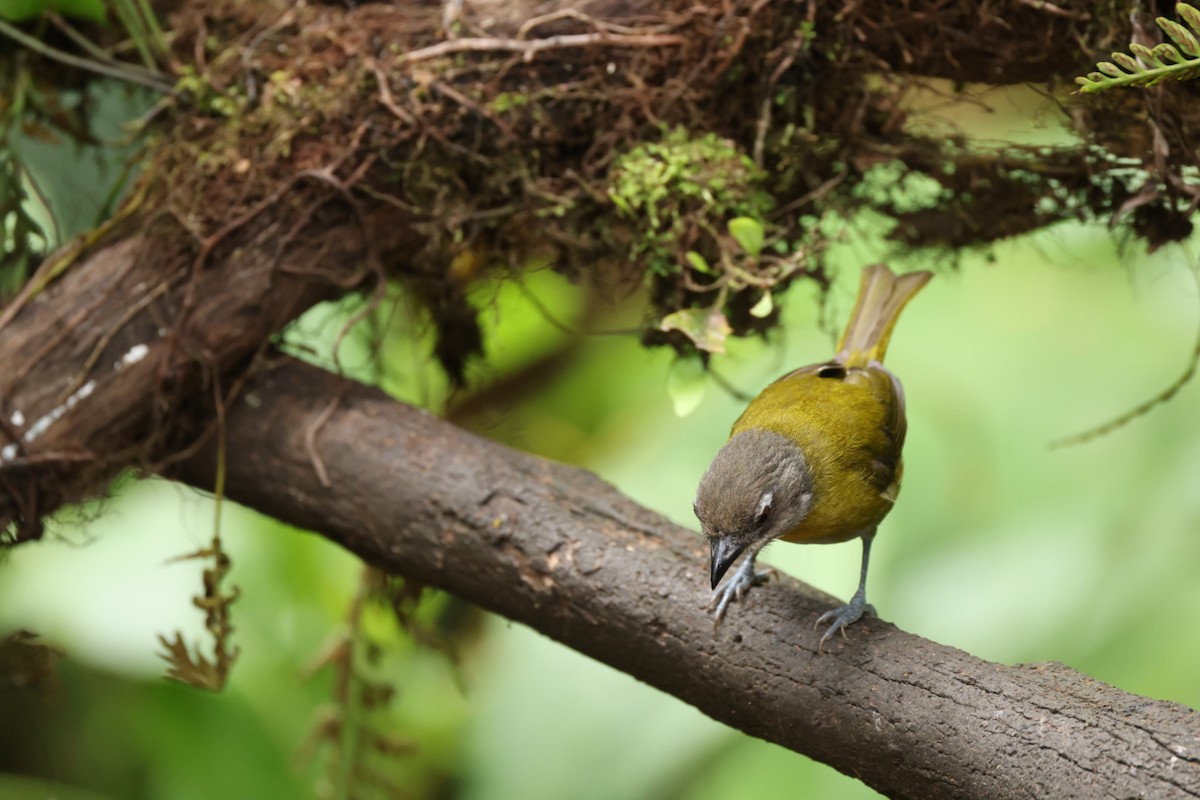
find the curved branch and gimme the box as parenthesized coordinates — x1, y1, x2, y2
(0, 204, 372, 539)
(176, 358, 1200, 800)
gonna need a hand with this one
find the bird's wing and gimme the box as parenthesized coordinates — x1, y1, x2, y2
(849, 364, 905, 500)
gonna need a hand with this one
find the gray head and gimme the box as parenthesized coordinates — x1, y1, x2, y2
(694, 428, 814, 588)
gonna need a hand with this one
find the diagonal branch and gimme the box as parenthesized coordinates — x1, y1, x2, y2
(0, 2, 1195, 789)
(176, 358, 1200, 800)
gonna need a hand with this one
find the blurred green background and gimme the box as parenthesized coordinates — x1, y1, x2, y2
(2, 80, 1199, 800)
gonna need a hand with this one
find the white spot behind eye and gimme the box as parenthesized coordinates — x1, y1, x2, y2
(754, 490, 773, 524)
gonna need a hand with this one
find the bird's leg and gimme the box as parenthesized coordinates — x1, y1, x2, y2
(814, 529, 877, 651)
(707, 551, 771, 622)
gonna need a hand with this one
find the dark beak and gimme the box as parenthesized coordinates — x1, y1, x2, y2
(709, 536, 746, 589)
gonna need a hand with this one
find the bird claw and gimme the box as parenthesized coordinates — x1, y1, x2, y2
(707, 562, 771, 623)
(815, 600, 875, 652)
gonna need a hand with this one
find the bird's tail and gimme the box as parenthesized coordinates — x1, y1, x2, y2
(836, 264, 932, 367)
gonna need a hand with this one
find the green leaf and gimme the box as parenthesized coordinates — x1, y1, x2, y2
(666, 355, 707, 418)
(1153, 42, 1185, 63)
(608, 191, 631, 215)
(1111, 52, 1141, 72)
(0, 0, 44, 20)
(1129, 42, 1164, 67)
(1158, 16, 1200, 56)
(749, 291, 774, 318)
(684, 250, 713, 274)
(727, 216, 764, 257)
(55, 0, 106, 20)
(659, 307, 732, 354)
(1180, 2, 1200, 32)
(0, 0, 106, 20)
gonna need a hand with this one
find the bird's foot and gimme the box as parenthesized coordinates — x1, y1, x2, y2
(814, 597, 875, 652)
(707, 560, 771, 623)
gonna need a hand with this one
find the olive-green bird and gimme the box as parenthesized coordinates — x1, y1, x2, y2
(694, 263, 931, 649)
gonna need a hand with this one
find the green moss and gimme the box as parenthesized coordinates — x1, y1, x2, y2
(853, 160, 948, 213)
(490, 92, 531, 115)
(607, 127, 773, 276)
(174, 65, 247, 119)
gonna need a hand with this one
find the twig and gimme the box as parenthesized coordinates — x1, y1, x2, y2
(47, 13, 126, 68)
(753, 51, 796, 166)
(1013, 0, 1090, 20)
(1051, 258, 1200, 447)
(305, 392, 342, 489)
(770, 173, 847, 220)
(432, 80, 513, 137)
(516, 9, 673, 38)
(0, 18, 173, 93)
(367, 58, 416, 125)
(399, 33, 685, 65)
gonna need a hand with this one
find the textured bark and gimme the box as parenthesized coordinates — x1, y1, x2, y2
(0, 215, 370, 537)
(177, 358, 1200, 800)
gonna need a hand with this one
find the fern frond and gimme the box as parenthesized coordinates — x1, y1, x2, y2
(1076, 3, 1200, 92)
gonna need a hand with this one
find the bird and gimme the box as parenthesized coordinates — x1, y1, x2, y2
(693, 263, 931, 650)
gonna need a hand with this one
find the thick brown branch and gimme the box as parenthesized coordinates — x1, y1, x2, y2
(177, 359, 1200, 800)
(0, 206, 373, 539)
